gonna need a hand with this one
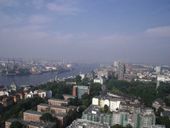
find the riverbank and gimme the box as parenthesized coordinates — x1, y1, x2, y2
(0, 64, 99, 86)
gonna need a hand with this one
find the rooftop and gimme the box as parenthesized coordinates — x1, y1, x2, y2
(24, 110, 42, 115)
(83, 105, 112, 116)
(77, 85, 89, 89)
(67, 119, 110, 128)
(48, 98, 68, 103)
(6, 119, 55, 128)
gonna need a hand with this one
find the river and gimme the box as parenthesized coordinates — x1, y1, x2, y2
(0, 64, 99, 86)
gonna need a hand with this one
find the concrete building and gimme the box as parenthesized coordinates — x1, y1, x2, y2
(82, 105, 113, 126)
(110, 99, 121, 112)
(92, 94, 123, 112)
(112, 112, 121, 125)
(77, 86, 89, 99)
(114, 61, 126, 80)
(88, 93, 155, 128)
(119, 111, 129, 127)
(93, 77, 104, 84)
(83, 105, 155, 128)
(67, 119, 110, 128)
(157, 75, 170, 82)
(155, 66, 161, 74)
(72, 85, 89, 99)
(95, 68, 109, 79)
(139, 109, 156, 128)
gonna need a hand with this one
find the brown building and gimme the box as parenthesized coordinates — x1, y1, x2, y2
(6, 98, 76, 128)
(72, 85, 77, 97)
(12, 94, 21, 103)
(37, 99, 77, 128)
(37, 104, 68, 128)
(5, 119, 55, 128)
(48, 98, 68, 106)
(23, 110, 42, 122)
(50, 106, 68, 114)
(37, 103, 71, 114)
(54, 113, 67, 128)
(37, 104, 49, 112)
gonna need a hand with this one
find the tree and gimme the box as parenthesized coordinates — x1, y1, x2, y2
(156, 116, 170, 128)
(104, 105, 109, 113)
(40, 113, 55, 122)
(125, 124, 133, 128)
(90, 83, 102, 97)
(10, 121, 26, 128)
(111, 124, 124, 128)
(81, 93, 91, 107)
(1, 97, 45, 124)
(68, 97, 81, 106)
(76, 75, 81, 84)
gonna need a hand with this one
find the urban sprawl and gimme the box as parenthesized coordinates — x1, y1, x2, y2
(0, 60, 170, 128)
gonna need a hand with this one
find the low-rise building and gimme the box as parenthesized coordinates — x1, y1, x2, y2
(37, 98, 77, 128)
(24, 91, 34, 99)
(34, 90, 52, 98)
(34, 90, 47, 98)
(23, 110, 42, 122)
(92, 94, 124, 112)
(93, 77, 104, 84)
(0, 90, 9, 96)
(157, 75, 170, 82)
(48, 98, 68, 106)
(5, 119, 55, 128)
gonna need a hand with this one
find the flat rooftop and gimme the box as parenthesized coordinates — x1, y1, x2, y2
(24, 110, 42, 115)
(6, 119, 55, 128)
(48, 98, 68, 102)
(67, 119, 110, 128)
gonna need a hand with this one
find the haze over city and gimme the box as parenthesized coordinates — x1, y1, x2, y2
(0, 0, 170, 64)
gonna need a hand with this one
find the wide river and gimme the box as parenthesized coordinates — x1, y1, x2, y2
(0, 64, 99, 86)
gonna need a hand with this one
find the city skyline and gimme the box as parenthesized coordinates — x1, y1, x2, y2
(0, 0, 170, 64)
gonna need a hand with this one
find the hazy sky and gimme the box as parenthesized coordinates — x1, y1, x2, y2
(0, 0, 170, 64)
